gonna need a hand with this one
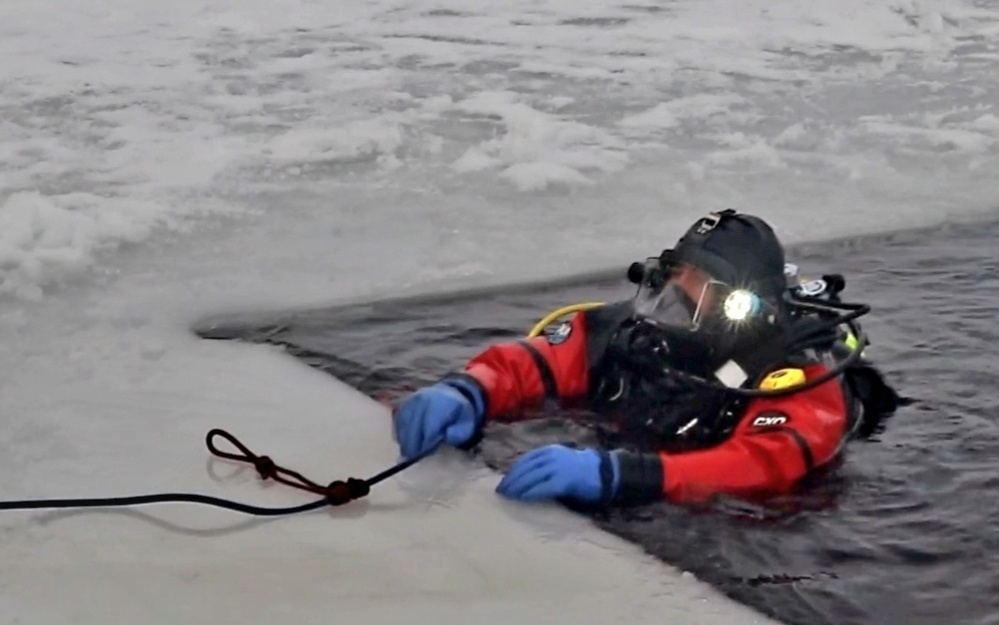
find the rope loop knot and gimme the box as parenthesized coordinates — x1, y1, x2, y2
(206, 428, 371, 506)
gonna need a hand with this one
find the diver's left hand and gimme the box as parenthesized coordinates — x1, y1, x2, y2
(496, 444, 619, 504)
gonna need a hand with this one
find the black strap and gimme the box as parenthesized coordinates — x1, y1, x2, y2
(778, 427, 815, 472)
(746, 425, 815, 472)
(517, 340, 560, 401)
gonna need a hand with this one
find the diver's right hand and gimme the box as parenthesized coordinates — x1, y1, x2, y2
(393, 378, 485, 459)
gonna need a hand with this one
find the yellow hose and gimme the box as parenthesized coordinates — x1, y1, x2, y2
(526, 302, 605, 338)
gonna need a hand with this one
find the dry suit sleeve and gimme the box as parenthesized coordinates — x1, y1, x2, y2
(461, 312, 590, 420)
(614, 365, 849, 505)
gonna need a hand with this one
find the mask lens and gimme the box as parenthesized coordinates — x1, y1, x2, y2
(634, 264, 756, 331)
(634, 283, 697, 327)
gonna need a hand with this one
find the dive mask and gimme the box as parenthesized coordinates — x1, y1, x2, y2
(627, 255, 773, 334)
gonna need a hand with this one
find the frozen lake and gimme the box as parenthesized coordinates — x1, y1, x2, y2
(1, 1, 997, 623)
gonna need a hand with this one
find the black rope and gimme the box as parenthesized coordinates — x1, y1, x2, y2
(0, 492, 329, 516)
(0, 428, 429, 516)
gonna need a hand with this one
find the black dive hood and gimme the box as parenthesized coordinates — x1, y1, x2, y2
(624, 210, 872, 399)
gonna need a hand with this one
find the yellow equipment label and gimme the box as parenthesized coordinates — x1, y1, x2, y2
(759, 368, 806, 390)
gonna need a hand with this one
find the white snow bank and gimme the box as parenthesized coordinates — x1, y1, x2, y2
(860, 110, 999, 153)
(449, 91, 628, 191)
(1, 0, 997, 302)
(618, 95, 751, 132)
(0, 192, 241, 300)
(265, 120, 407, 165)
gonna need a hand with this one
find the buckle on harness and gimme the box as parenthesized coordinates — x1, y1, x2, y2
(696, 208, 736, 234)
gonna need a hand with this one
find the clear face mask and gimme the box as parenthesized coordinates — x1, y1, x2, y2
(630, 259, 766, 333)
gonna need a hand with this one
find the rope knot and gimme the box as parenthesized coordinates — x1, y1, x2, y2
(324, 478, 370, 506)
(205, 428, 415, 510)
(254, 456, 278, 480)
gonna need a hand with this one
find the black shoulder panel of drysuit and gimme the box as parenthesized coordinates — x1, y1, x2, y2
(580, 300, 634, 374)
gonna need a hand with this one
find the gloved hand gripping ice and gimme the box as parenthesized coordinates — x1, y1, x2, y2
(393, 378, 486, 459)
(496, 444, 621, 504)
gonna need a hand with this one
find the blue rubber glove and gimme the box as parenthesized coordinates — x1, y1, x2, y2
(496, 445, 620, 504)
(393, 378, 485, 459)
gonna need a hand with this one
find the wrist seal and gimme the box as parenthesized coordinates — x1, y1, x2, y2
(614, 452, 665, 504)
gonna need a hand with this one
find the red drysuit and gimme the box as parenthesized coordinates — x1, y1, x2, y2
(462, 308, 850, 505)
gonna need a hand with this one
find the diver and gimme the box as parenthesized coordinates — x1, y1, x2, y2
(393, 209, 901, 507)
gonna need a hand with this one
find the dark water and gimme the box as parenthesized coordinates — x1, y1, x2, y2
(195, 221, 999, 625)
